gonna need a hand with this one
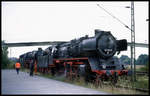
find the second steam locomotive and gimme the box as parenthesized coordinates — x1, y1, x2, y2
(19, 29, 128, 84)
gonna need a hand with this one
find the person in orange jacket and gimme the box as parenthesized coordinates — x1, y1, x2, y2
(15, 61, 21, 74)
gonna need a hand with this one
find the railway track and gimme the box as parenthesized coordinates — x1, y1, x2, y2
(136, 71, 149, 76)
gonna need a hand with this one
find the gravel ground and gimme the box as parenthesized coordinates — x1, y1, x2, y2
(2, 69, 109, 95)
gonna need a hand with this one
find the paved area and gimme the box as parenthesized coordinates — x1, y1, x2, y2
(2, 69, 108, 95)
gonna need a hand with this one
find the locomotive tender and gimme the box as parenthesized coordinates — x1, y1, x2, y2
(19, 29, 128, 83)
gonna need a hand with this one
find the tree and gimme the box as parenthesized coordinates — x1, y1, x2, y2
(119, 55, 131, 65)
(2, 40, 10, 69)
(136, 54, 149, 65)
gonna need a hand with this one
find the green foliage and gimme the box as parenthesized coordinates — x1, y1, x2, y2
(120, 55, 131, 65)
(135, 54, 149, 72)
(120, 54, 149, 67)
(7, 60, 15, 69)
(136, 54, 149, 65)
(2, 40, 10, 69)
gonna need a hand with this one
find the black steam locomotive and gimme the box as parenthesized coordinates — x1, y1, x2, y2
(19, 29, 128, 84)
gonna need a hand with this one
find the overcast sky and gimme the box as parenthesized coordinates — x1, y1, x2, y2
(2, 1, 149, 59)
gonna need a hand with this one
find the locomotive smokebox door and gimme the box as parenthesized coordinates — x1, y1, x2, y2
(97, 32, 117, 58)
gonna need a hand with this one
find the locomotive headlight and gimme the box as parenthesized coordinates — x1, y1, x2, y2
(102, 64, 106, 69)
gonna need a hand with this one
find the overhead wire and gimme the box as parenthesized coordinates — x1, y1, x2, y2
(96, 4, 132, 31)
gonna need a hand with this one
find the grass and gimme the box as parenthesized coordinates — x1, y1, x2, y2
(133, 75, 149, 89)
(117, 75, 149, 89)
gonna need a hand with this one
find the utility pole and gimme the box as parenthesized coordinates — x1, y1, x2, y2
(10, 48, 11, 58)
(130, 1, 136, 81)
(97, 3, 137, 81)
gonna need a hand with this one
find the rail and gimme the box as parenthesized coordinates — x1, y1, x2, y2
(136, 71, 148, 76)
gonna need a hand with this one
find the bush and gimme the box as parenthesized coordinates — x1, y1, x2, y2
(7, 60, 16, 69)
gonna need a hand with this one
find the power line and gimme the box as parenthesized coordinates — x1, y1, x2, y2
(96, 4, 132, 31)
